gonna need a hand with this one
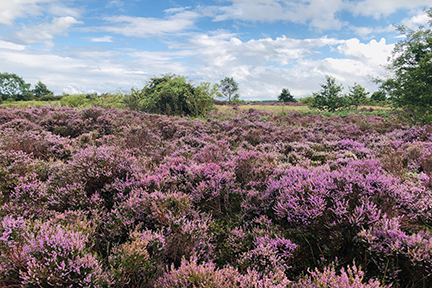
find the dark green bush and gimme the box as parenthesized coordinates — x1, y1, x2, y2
(127, 74, 216, 117)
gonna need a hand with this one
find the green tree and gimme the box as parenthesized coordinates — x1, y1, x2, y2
(347, 83, 369, 109)
(0, 72, 33, 101)
(310, 76, 347, 112)
(33, 81, 53, 98)
(218, 77, 239, 102)
(371, 91, 387, 102)
(130, 74, 215, 117)
(278, 88, 297, 103)
(379, 8, 432, 123)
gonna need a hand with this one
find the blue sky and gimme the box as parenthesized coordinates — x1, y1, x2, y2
(0, 0, 431, 100)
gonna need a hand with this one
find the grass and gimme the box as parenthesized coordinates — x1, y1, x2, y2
(0, 100, 61, 108)
(215, 103, 392, 118)
(215, 104, 310, 114)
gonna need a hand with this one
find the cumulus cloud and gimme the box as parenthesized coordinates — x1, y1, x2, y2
(172, 32, 344, 69)
(348, 0, 431, 18)
(212, 0, 346, 30)
(0, 47, 147, 94)
(401, 9, 431, 29)
(0, 0, 54, 25)
(0, 40, 26, 50)
(96, 9, 200, 38)
(0, 0, 80, 26)
(9, 16, 83, 46)
(337, 38, 394, 65)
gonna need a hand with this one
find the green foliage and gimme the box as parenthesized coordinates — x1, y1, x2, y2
(347, 83, 369, 109)
(33, 81, 53, 98)
(218, 77, 239, 102)
(371, 91, 387, 102)
(40, 94, 63, 101)
(123, 87, 143, 111)
(278, 88, 297, 103)
(93, 93, 125, 108)
(129, 74, 215, 117)
(60, 94, 88, 107)
(0, 72, 33, 101)
(379, 8, 432, 123)
(310, 76, 348, 112)
(299, 96, 314, 105)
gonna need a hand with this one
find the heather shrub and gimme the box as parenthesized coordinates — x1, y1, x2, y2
(155, 257, 241, 288)
(104, 190, 215, 267)
(0, 150, 37, 205)
(238, 216, 297, 275)
(0, 109, 19, 124)
(291, 264, 386, 288)
(47, 145, 142, 210)
(0, 217, 109, 287)
(109, 229, 165, 287)
(359, 216, 432, 286)
(0, 118, 42, 131)
(0, 129, 72, 160)
(39, 107, 114, 138)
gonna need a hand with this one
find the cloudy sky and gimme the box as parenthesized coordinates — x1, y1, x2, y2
(0, 0, 431, 100)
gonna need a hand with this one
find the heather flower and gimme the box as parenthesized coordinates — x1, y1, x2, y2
(291, 264, 386, 288)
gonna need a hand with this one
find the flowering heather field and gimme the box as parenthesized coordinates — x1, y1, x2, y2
(1, 106, 432, 287)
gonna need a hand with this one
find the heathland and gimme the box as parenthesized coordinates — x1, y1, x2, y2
(1, 103, 431, 287)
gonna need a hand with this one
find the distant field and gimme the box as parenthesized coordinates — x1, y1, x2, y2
(1, 100, 391, 117)
(215, 103, 392, 116)
(215, 103, 310, 113)
(0, 100, 60, 108)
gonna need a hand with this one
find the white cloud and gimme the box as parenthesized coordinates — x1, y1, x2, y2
(210, 0, 431, 31)
(337, 38, 394, 65)
(350, 26, 374, 37)
(212, 0, 346, 30)
(0, 0, 80, 26)
(348, 0, 431, 18)
(97, 9, 200, 38)
(10, 16, 83, 46)
(0, 0, 54, 25)
(90, 36, 113, 43)
(172, 32, 344, 70)
(0, 40, 25, 50)
(401, 9, 431, 29)
(107, 0, 124, 9)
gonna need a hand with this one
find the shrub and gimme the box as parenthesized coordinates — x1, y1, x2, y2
(0, 217, 109, 287)
(60, 94, 88, 107)
(133, 74, 215, 117)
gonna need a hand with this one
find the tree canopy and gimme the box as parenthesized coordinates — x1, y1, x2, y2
(380, 8, 432, 123)
(218, 77, 239, 102)
(278, 88, 297, 103)
(33, 81, 53, 98)
(310, 76, 347, 112)
(0, 72, 33, 101)
(347, 83, 369, 109)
